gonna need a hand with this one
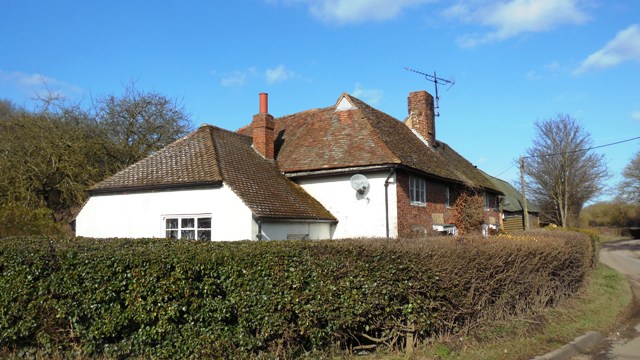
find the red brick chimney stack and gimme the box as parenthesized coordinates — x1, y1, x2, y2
(252, 93, 275, 160)
(407, 91, 436, 146)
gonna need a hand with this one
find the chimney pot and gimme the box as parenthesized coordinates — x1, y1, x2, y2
(259, 93, 268, 114)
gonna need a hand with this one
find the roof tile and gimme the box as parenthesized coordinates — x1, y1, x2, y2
(210, 126, 335, 220)
(261, 93, 499, 192)
(91, 126, 222, 191)
(91, 125, 335, 221)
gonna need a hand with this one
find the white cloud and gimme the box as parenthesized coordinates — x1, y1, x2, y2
(0, 70, 83, 100)
(279, 0, 435, 24)
(632, 110, 640, 121)
(265, 65, 295, 84)
(575, 24, 640, 74)
(219, 68, 257, 87)
(443, 0, 589, 47)
(352, 82, 383, 105)
(525, 61, 570, 80)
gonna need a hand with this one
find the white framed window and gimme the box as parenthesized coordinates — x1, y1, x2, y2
(164, 215, 212, 240)
(409, 175, 426, 205)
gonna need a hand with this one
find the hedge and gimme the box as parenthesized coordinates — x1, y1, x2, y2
(0, 231, 595, 358)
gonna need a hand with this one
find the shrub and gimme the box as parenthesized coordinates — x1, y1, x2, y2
(0, 205, 65, 238)
(0, 231, 594, 358)
(450, 192, 485, 235)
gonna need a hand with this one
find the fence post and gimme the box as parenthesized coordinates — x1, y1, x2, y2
(406, 322, 415, 354)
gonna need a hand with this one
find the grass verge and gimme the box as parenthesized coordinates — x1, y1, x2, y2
(599, 235, 633, 243)
(415, 264, 633, 360)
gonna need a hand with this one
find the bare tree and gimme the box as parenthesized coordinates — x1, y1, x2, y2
(94, 83, 193, 167)
(618, 151, 640, 204)
(524, 114, 609, 227)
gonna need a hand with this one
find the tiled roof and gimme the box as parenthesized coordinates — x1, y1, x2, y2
(91, 126, 222, 191)
(91, 125, 335, 221)
(210, 126, 335, 220)
(242, 93, 499, 192)
(483, 172, 540, 213)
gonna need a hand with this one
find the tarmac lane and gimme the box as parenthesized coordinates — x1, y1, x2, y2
(579, 239, 640, 360)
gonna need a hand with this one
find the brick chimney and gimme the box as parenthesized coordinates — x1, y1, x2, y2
(251, 93, 275, 160)
(406, 90, 436, 146)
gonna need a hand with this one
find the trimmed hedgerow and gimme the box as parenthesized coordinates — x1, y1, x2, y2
(0, 231, 594, 358)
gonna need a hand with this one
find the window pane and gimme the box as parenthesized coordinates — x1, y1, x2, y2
(198, 218, 211, 229)
(445, 187, 450, 207)
(166, 230, 178, 239)
(181, 218, 195, 229)
(181, 230, 195, 240)
(198, 230, 211, 241)
(410, 176, 426, 204)
(166, 219, 178, 229)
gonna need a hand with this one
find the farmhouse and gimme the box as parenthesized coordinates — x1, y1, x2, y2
(76, 90, 501, 240)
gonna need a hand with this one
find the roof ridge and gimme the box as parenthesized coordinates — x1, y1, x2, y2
(344, 94, 403, 164)
(276, 105, 333, 122)
(210, 127, 334, 220)
(206, 123, 251, 139)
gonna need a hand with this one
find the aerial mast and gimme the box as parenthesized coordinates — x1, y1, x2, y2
(404, 67, 455, 117)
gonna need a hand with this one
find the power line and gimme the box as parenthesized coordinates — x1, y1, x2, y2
(522, 135, 640, 160)
(517, 134, 640, 229)
(491, 135, 640, 178)
(496, 165, 515, 177)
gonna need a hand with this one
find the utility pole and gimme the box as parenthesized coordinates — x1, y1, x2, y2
(520, 156, 530, 231)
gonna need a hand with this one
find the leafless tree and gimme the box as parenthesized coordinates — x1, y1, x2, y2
(94, 83, 193, 167)
(524, 114, 609, 227)
(618, 151, 640, 204)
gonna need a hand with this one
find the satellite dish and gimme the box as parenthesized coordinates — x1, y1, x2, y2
(350, 174, 369, 195)
(501, 197, 511, 206)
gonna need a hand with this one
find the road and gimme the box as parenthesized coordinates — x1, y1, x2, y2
(576, 239, 640, 360)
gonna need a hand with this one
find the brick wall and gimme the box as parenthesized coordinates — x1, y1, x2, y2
(396, 170, 501, 237)
(396, 171, 451, 237)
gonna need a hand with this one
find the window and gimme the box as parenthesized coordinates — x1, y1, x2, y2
(484, 193, 497, 211)
(165, 216, 211, 240)
(445, 186, 451, 208)
(409, 175, 426, 205)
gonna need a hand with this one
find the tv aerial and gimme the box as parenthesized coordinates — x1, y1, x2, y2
(404, 67, 455, 117)
(350, 174, 369, 195)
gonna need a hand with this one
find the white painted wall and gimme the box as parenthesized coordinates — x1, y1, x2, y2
(76, 185, 254, 241)
(297, 171, 397, 239)
(260, 221, 333, 240)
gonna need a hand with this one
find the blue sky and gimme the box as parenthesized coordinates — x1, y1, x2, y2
(1, 0, 639, 200)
